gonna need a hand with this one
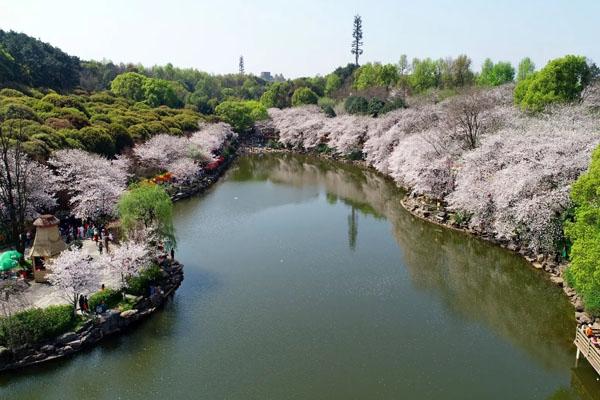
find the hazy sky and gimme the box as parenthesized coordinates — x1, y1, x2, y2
(0, 0, 598, 78)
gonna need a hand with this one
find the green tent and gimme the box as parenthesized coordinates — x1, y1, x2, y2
(0, 250, 22, 272)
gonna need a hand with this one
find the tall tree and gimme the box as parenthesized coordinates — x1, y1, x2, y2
(0, 121, 55, 254)
(517, 57, 535, 81)
(239, 55, 245, 75)
(351, 15, 363, 66)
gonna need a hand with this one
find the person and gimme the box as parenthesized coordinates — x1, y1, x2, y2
(93, 227, 99, 245)
(585, 324, 594, 338)
(83, 295, 89, 312)
(101, 283, 105, 291)
(79, 294, 85, 314)
(98, 241, 103, 254)
(104, 235, 110, 253)
(170, 248, 175, 260)
(25, 231, 32, 247)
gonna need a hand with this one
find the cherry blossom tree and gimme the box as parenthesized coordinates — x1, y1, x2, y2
(190, 122, 238, 155)
(99, 241, 150, 289)
(0, 123, 56, 253)
(266, 85, 600, 255)
(49, 149, 130, 220)
(47, 247, 102, 316)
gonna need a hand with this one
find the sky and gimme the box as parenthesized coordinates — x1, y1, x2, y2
(0, 0, 598, 78)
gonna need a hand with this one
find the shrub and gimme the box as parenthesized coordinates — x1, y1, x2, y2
(344, 96, 369, 114)
(88, 288, 122, 311)
(0, 305, 74, 348)
(45, 117, 74, 130)
(291, 87, 319, 106)
(0, 102, 40, 121)
(514, 55, 592, 112)
(125, 264, 163, 296)
(76, 126, 116, 156)
(55, 107, 90, 129)
(0, 88, 24, 97)
(379, 97, 406, 115)
(109, 123, 134, 152)
(367, 98, 385, 116)
(41, 93, 89, 117)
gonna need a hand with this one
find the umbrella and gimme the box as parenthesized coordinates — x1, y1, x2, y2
(0, 250, 22, 272)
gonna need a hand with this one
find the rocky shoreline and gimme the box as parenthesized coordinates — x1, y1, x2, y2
(0, 260, 184, 372)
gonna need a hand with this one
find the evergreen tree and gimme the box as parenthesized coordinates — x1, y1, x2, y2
(351, 15, 363, 66)
(239, 55, 245, 75)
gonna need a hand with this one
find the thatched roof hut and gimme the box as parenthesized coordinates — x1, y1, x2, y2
(28, 215, 67, 258)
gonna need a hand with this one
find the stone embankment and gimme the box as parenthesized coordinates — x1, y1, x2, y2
(0, 261, 184, 372)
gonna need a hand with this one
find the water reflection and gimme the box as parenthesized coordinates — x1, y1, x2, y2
(231, 153, 599, 395)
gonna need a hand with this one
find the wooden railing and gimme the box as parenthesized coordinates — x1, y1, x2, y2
(574, 328, 600, 375)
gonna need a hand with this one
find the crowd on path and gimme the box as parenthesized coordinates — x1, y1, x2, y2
(60, 222, 114, 255)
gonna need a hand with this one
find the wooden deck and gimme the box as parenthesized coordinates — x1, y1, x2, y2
(574, 328, 600, 375)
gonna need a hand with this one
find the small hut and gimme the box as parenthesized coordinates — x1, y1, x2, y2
(29, 215, 67, 283)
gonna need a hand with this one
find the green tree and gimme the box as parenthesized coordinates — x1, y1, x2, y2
(111, 72, 147, 102)
(215, 100, 267, 133)
(291, 87, 319, 106)
(517, 57, 536, 81)
(477, 59, 515, 86)
(565, 145, 600, 313)
(514, 55, 591, 111)
(410, 58, 439, 93)
(142, 78, 179, 107)
(118, 183, 175, 245)
(325, 74, 342, 97)
(260, 82, 293, 109)
(351, 15, 364, 66)
(354, 63, 399, 90)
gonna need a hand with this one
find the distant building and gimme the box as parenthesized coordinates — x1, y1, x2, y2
(260, 72, 273, 81)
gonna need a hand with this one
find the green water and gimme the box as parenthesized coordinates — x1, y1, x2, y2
(1, 154, 599, 399)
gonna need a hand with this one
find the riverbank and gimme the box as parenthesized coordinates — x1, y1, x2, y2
(0, 260, 184, 372)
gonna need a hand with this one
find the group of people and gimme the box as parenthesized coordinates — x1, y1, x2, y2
(78, 287, 109, 315)
(582, 323, 600, 347)
(60, 222, 114, 254)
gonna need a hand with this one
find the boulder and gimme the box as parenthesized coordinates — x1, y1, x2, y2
(573, 298, 585, 312)
(536, 254, 545, 263)
(40, 344, 56, 353)
(120, 309, 138, 319)
(57, 332, 78, 344)
(576, 312, 592, 325)
(532, 262, 543, 269)
(0, 346, 11, 364)
(66, 340, 81, 350)
(550, 276, 564, 287)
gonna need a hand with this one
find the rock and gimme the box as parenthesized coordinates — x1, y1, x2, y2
(593, 321, 600, 330)
(576, 312, 592, 325)
(40, 344, 55, 353)
(536, 254, 545, 263)
(532, 262, 543, 269)
(550, 276, 564, 287)
(66, 340, 81, 350)
(0, 346, 10, 364)
(57, 332, 78, 344)
(120, 309, 138, 318)
(574, 298, 585, 312)
(76, 320, 93, 334)
(507, 243, 517, 251)
(60, 345, 73, 355)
